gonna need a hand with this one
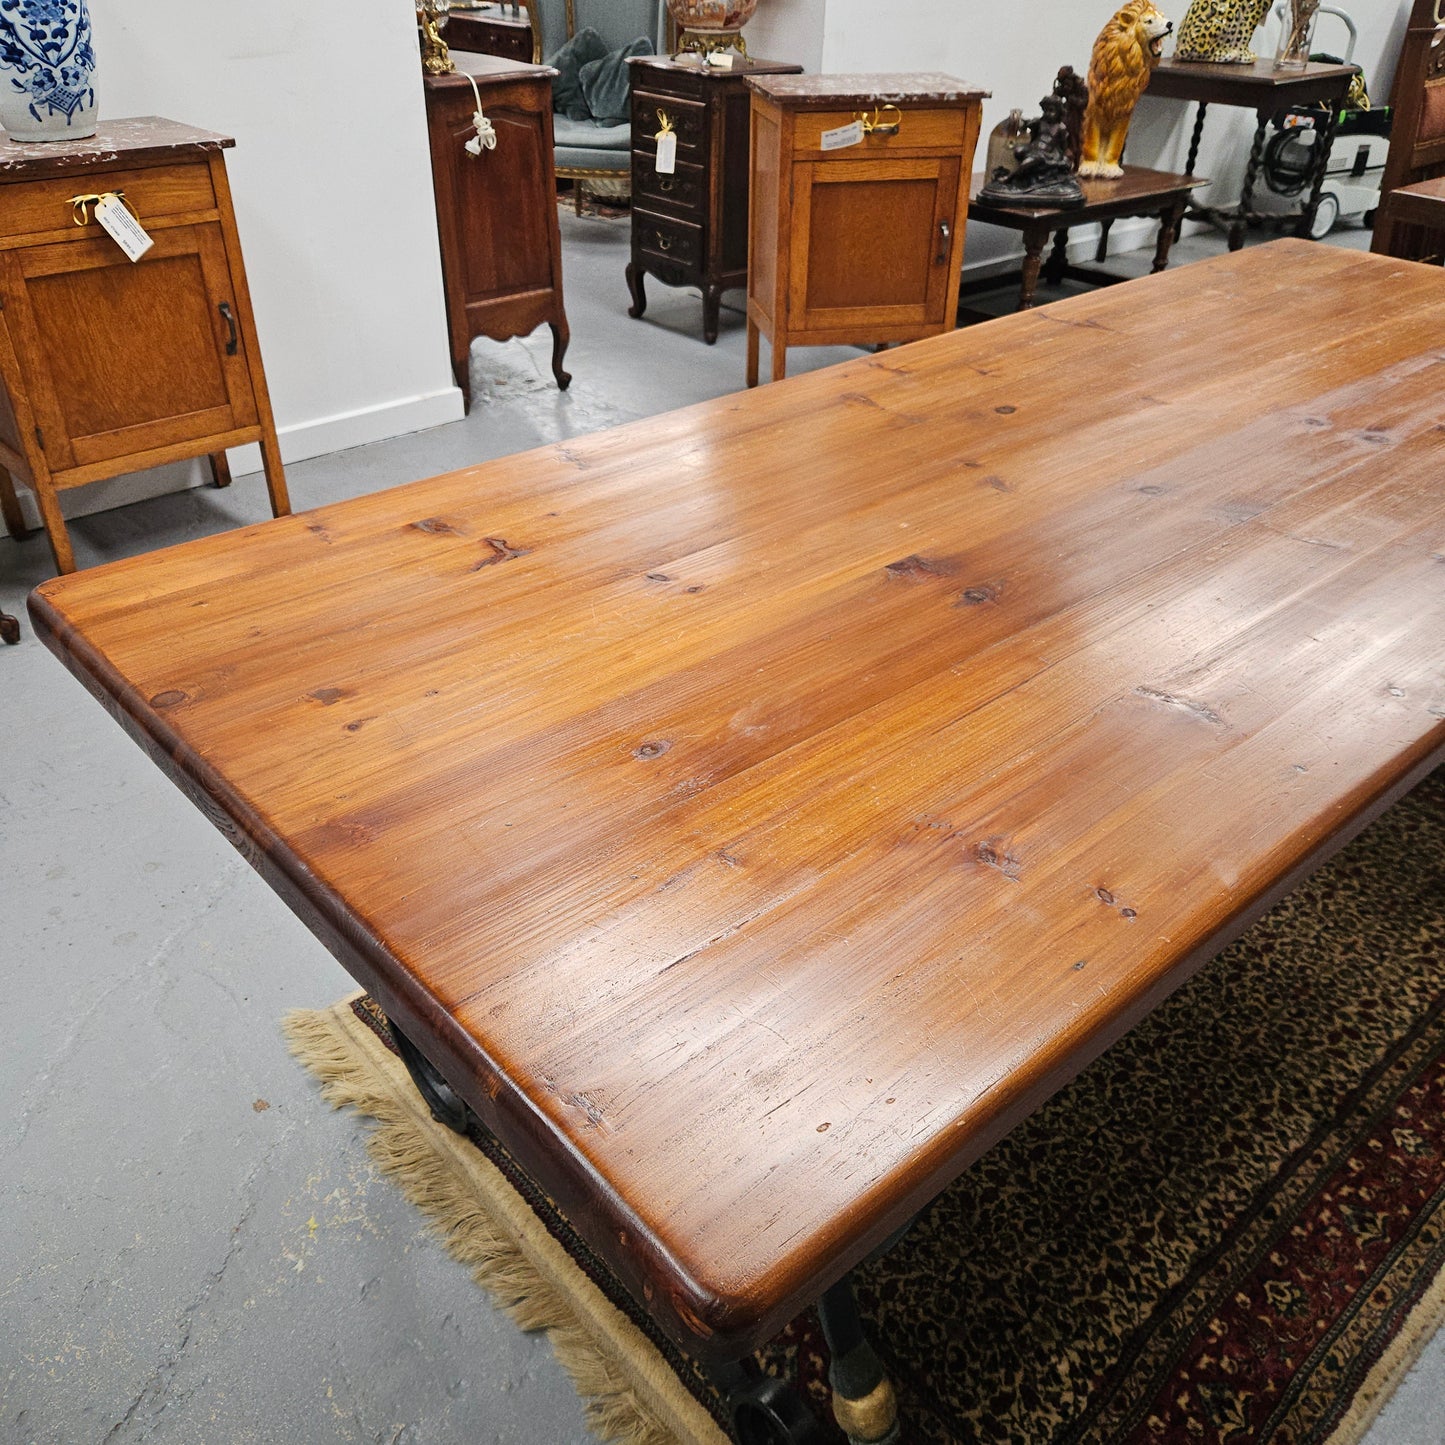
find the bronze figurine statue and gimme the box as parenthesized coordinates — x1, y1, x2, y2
(978, 94, 1086, 208)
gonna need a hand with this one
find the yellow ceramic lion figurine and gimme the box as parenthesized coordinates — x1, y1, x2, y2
(1079, 1, 1174, 179)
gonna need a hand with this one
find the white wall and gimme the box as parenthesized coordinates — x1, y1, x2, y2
(37, 0, 461, 523)
(747, 0, 828, 71)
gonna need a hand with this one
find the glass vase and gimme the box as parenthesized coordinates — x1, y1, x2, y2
(1275, 0, 1319, 71)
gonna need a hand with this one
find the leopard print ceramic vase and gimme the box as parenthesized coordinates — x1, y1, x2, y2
(1174, 0, 1273, 63)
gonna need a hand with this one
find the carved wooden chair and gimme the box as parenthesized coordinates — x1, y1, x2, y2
(1371, 0, 1445, 259)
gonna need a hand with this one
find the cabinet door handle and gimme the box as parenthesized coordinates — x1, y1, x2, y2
(219, 302, 238, 355)
(656, 234, 673, 252)
(935, 220, 951, 265)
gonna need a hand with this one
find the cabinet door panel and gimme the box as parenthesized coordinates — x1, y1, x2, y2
(444, 107, 555, 302)
(791, 157, 960, 331)
(7, 222, 256, 469)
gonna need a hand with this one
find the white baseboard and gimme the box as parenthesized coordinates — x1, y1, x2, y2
(11, 384, 466, 529)
(961, 215, 1161, 281)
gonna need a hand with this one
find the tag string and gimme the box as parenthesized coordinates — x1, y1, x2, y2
(69, 190, 131, 226)
(463, 71, 497, 155)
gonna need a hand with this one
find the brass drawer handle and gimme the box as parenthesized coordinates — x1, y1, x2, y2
(656, 234, 674, 252)
(658, 177, 675, 193)
(855, 104, 902, 138)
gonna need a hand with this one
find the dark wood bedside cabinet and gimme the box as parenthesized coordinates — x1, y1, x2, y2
(424, 51, 571, 407)
(626, 56, 801, 345)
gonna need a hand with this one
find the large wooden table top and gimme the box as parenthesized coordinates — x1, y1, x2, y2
(30, 241, 1445, 1362)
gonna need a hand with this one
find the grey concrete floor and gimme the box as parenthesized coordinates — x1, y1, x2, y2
(3, 206, 1442, 1445)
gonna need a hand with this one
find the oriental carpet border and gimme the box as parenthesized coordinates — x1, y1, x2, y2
(283, 768, 1445, 1444)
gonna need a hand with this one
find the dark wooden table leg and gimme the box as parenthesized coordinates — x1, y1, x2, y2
(207, 452, 232, 490)
(1044, 228, 1070, 286)
(1095, 217, 1116, 263)
(0, 610, 19, 645)
(1296, 102, 1341, 240)
(625, 260, 647, 320)
(1185, 101, 1209, 178)
(1019, 223, 1049, 310)
(1231, 110, 1269, 252)
(1152, 200, 1187, 273)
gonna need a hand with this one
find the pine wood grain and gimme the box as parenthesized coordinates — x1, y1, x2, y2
(29, 241, 1445, 1360)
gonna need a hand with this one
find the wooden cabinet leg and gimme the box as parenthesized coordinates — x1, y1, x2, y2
(0, 463, 27, 538)
(770, 337, 787, 383)
(626, 262, 647, 320)
(259, 432, 291, 519)
(34, 482, 74, 575)
(0, 609, 18, 645)
(702, 285, 722, 346)
(746, 319, 760, 389)
(549, 318, 572, 391)
(208, 451, 233, 489)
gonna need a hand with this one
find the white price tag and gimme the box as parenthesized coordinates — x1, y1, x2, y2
(655, 129, 677, 174)
(820, 119, 864, 151)
(94, 194, 153, 261)
(705, 50, 735, 68)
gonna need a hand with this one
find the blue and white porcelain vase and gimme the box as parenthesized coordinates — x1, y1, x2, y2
(0, 0, 96, 142)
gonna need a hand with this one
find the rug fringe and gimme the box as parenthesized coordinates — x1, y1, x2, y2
(281, 1005, 688, 1445)
(1323, 1262, 1445, 1445)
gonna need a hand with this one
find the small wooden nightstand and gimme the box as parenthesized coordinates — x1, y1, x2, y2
(745, 73, 986, 386)
(0, 117, 289, 575)
(626, 55, 801, 345)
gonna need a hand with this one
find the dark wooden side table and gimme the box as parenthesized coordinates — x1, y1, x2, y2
(444, 5, 535, 64)
(625, 56, 801, 345)
(964, 165, 1202, 313)
(1147, 57, 1358, 249)
(424, 51, 571, 407)
(0, 118, 289, 576)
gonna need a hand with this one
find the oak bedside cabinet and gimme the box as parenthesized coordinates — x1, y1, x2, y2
(625, 55, 801, 345)
(0, 118, 289, 575)
(744, 74, 987, 386)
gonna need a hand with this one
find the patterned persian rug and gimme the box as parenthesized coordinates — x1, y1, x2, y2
(285, 767, 1445, 1445)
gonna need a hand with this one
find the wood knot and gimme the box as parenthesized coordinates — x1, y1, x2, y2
(974, 838, 1022, 880)
(994, 404, 1017, 415)
(471, 537, 528, 569)
(886, 554, 950, 581)
(148, 689, 188, 709)
(411, 517, 459, 534)
(956, 584, 999, 607)
(308, 687, 349, 706)
(633, 740, 672, 760)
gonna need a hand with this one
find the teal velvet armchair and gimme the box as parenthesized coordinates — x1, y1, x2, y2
(531, 0, 669, 211)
